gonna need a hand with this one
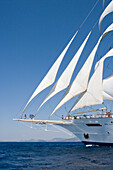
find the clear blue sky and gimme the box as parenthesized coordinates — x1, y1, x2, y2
(0, 0, 113, 141)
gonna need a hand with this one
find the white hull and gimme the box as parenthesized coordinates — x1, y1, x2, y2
(59, 116, 113, 146)
(14, 114, 113, 145)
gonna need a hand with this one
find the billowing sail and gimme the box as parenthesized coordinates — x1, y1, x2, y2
(38, 31, 91, 111)
(103, 74, 113, 100)
(50, 23, 113, 116)
(23, 30, 78, 112)
(99, 0, 113, 32)
(70, 49, 113, 112)
(103, 91, 113, 101)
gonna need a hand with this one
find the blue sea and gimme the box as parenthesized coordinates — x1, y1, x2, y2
(0, 142, 113, 170)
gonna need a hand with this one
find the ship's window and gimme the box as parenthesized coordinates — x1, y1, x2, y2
(111, 121, 113, 123)
(86, 123, 102, 126)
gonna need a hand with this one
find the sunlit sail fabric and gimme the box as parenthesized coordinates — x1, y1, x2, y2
(23, 31, 78, 112)
(99, 0, 113, 32)
(70, 49, 113, 112)
(50, 23, 113, 116)
(38, 31, 91, 110)
(103, 74, 113, 100)
(103, 91, 113, 100)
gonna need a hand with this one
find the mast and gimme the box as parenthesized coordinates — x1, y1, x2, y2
(23, 30, 78, 113)
(22, 0, 100, 114)
(50, 23, 113, 117)
(37, 31, 91, 111)
(70, 49, 113, 112)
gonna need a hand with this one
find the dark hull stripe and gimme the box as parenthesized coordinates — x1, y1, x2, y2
(83, 141, 113, 146)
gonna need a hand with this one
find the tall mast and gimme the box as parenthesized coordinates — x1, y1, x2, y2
(23, 30, 78, 113)
(50, 23, 113, 117)
(37, 31, 91, 112)
(70, 49, 113, 112)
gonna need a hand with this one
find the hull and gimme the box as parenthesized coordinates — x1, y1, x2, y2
(58, 116, 113, 146)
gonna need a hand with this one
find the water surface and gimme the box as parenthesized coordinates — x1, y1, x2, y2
(0, 142, 113, 169)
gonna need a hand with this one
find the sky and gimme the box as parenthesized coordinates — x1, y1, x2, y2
(0, 0, 113, 142)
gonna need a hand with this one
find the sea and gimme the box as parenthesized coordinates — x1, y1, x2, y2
(0, 142, 113, 170)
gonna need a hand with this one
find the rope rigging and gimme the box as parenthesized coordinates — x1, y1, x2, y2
(16, 0, 108, 119)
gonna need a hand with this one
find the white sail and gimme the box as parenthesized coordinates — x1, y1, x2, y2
(23, 31, 78, 112)
(103, 91, 113, 101)
(50, 23, 113, 116)
(38, 31, 91, 110)
(99, 0, 113, 32)
(70, 49, 113, 112)
(103, 74, 113, 100)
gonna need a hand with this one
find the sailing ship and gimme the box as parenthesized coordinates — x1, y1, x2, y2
(14, 0, 113, 146)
